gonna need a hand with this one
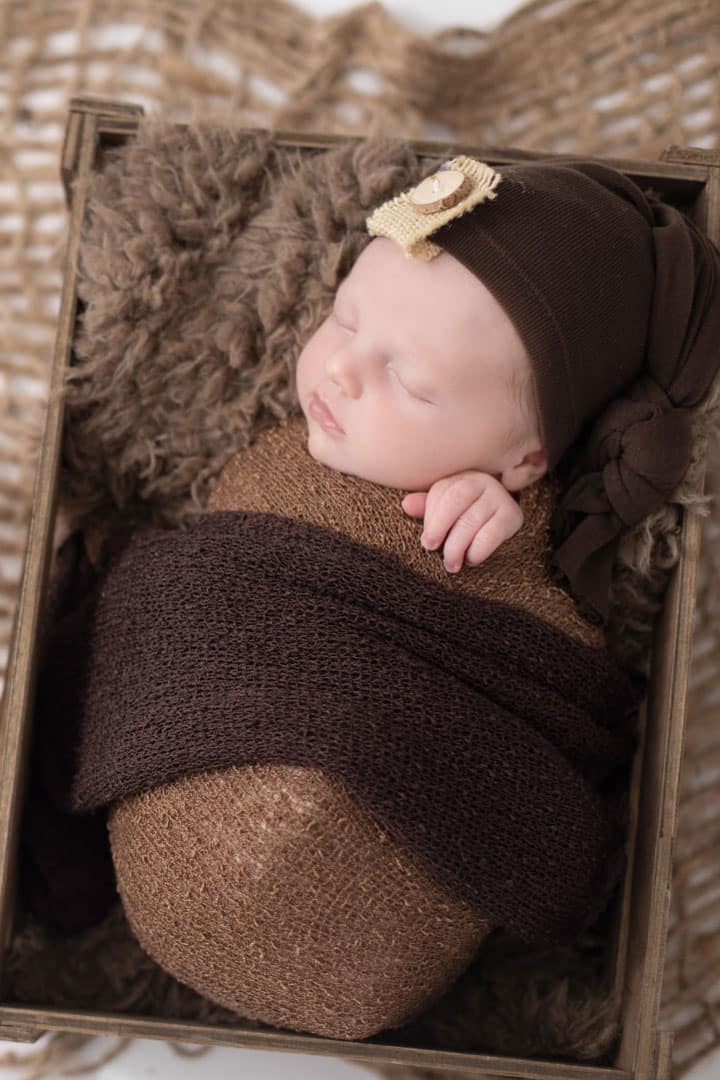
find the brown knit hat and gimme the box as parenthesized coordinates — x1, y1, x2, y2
(366, 155, 720, 624)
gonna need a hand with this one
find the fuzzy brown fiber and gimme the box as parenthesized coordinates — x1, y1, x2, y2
(7, 115, 719, 1070)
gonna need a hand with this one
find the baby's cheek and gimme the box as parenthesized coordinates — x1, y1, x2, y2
(295, 334, 318, 393)
(297, 317, 336, 384)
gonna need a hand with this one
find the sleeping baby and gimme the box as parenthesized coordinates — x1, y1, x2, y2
(26, 151, 720, 1042)
(297, 232, 545, 575)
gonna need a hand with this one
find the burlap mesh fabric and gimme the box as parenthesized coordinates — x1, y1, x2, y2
(2, 1, 720, 1077)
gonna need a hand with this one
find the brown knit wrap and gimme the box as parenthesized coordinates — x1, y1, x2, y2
(106, 411, 614, 1040)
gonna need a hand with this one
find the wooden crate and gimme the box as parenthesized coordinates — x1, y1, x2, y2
(0, 95, 717, 1080)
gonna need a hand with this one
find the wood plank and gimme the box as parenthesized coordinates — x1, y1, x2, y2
(0, 1024, 43, 1043)
(151, 123, 712, 190)
(659, 146, 720, 168)
(0, 1005, 633, 1079)
(60, 111, 82, 209)
(654, 1030, 674, 1080)
(614, 144, 720, 1075)
(614, 495, 705, 1077)
(0, 110, 100, 986)
(67, 96, 145, 118)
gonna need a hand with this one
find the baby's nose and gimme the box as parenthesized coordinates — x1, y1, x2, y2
(327, 353, 362, 397)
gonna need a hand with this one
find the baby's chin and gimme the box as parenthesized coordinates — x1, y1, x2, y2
(304, 418, 346, 468)
(304, 426, 395, 488)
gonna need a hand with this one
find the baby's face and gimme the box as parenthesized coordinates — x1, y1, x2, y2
(296, 236, 545, 493)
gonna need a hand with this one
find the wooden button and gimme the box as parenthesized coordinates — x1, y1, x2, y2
(410, 169, 472, 215)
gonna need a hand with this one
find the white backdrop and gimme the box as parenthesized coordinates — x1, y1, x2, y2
(1, 2, 717, 1078)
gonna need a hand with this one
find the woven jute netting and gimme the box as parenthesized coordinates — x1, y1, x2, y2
(0, 0, 719, 1077)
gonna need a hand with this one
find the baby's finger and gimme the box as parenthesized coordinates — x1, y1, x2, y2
(401, 492, 427, 517)
(465, 503, 524, 566)
(463, 512, 508, 566)
(421, 476, 490, 552)
(440, 507, 496, 571)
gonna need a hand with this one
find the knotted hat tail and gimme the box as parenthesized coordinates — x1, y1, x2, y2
(551, 191, 720, 620)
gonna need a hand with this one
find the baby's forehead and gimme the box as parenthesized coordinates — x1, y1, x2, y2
(346, 238, 524, 364)
(349, 237, 491, 307)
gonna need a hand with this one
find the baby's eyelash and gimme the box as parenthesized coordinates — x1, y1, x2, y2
(388, 365, 432, 404)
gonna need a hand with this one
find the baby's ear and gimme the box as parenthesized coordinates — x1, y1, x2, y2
(500, 446, 548, 492)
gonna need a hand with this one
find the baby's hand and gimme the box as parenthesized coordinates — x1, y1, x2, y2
(401, 471, 524, 573)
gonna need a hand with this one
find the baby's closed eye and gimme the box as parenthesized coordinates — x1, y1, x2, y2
(388, 365, 433, 404)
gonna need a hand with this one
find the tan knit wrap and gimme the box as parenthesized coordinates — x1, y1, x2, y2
(108, 412, 604, 1040)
